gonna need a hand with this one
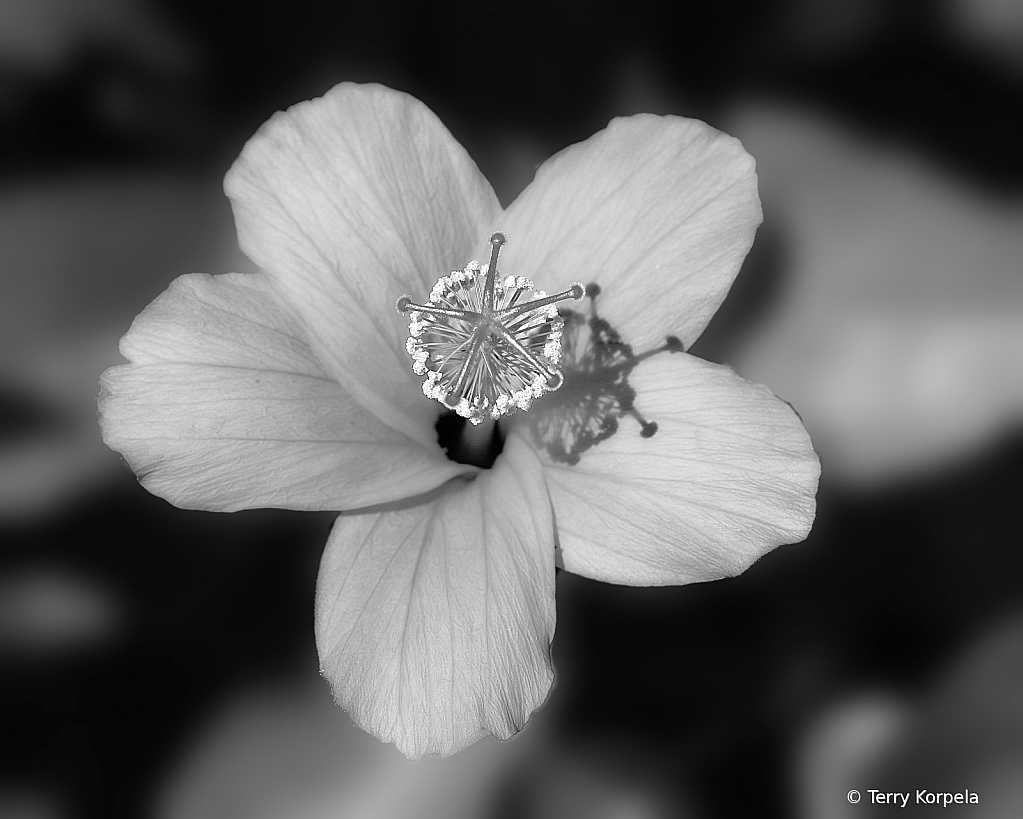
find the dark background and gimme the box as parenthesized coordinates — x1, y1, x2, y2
(2, 1, 1022, 817)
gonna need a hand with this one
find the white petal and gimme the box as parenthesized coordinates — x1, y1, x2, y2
(315, 433, 555, 758)
(536, 354, 819, 586)
(225, 83, 502, 447)
(498, 114, 762, 350)
(101, 273, 466, 511)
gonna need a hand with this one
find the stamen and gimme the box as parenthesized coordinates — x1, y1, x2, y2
(496, 283, 585, 320)
(482, 232, 505, 311)
(398, 233, 584, 424)
(396, 298, 481, 322)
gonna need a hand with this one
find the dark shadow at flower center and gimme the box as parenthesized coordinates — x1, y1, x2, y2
(436, 412, 505, 469)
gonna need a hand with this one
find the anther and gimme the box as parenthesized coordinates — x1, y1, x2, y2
(585, 282, 601, 299)
(396, 295, 412, 314)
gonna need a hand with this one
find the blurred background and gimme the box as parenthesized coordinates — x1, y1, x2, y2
(1, 1, 1022, 817)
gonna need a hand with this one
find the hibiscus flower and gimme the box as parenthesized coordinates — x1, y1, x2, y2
(99, 83, 820, 759)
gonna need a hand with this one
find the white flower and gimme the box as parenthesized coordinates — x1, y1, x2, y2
(99, 83, 820, 759)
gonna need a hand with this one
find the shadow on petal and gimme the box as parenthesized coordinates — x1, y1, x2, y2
(527, 287, 684, 466)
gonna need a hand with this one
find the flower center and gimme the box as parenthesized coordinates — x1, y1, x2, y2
(396, 233, 584, 425)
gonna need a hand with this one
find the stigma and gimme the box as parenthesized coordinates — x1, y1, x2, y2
(397, 233, 584, 424)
